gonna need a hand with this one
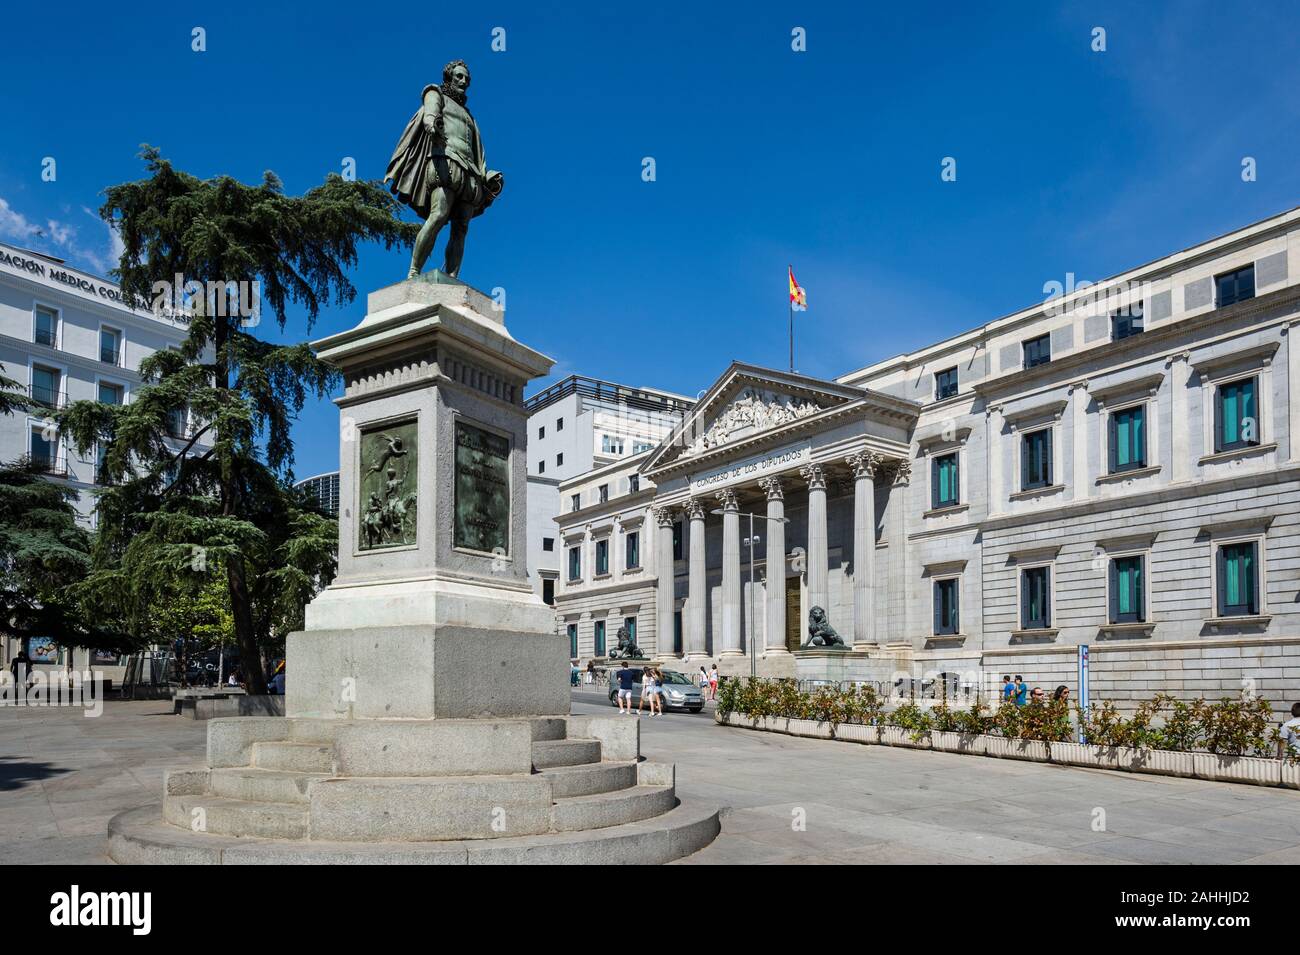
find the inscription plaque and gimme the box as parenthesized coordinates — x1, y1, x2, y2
(454, 421, 510, 555)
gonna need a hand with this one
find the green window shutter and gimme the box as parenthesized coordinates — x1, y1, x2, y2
(1133, 407, 1145, 465)
(931, 458, 941, 510)
(1222, 385, 1240, 446)
(1242, 378, 1257, 446)
(933, 582, 942, 634)
(1135, 558, 1144, 622)
(1108, 414, 1118, 472)
(1108, 559, 1118, 622)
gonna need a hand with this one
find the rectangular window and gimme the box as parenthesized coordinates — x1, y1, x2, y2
(594, 620, 606, 656)
(571, 493, 580, 511)
(542, 537, 554, 552)
(633, 441, 653, 454)
(166, 407, 187, 438)
(1216, 264, 1255, 308)
(601, 434, 624, 454)
(595, 539, 609, 575)
(1020, 428, 1052, 489)
(567, 623, 577, 657)
(1108, 405, 1146, 472)
(935, 367, 958, 401)
(623, 616, 637, 645)
(628, 475, 639, 493)
(35, 307, 57, 347)
(100, 327, 122, 365)
(672, 521, 683, 561)
(556, 453, 564, 467)
(537, 459, 545, 474)
(538, 426, 545, 439)
(1215, 377, 1259, 452)
(567, 546, 581, 581)
(1217, 541, 1259, 617)
(98, 381, 124, 405)
(31, 425, 58, 473)
(673, 610, 683, 653)
(556, 417, 564, 431)
(933, 578, 960, 635)
(31, 365, 61, 408)
(1109, 555, 1144, 623)
(95, 443, 110, 485)
(598, 484, 609, 503)
(625, 531, 640, 570)
(543, 578, 555, 606)
(1021, 566, 1051, 630)
(1111, 301, 1144, 341)
(1023, 333, 1051, 369)
(931, 453, 959, 509)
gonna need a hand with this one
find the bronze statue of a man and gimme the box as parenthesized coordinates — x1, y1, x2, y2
(385, 60, 504, 279)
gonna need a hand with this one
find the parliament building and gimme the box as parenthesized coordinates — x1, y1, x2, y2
(552, 207, 1300, 713)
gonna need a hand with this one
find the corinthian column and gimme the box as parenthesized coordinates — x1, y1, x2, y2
(758, 477, 787, 653)
(684, 498, 708, 658)
(652, 505, 677, 658)
(846, 451, 882, 649)
(800, 463, 829, 625)
(716, 489, 742, 656)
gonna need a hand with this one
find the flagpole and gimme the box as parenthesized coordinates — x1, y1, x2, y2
(788, 263, 794, 373)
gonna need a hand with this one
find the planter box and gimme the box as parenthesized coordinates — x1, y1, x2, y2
(879, 726, 932, 750)
(1125, 748, 1195, 777)
(834, 723, 879, 744)
(984, 736, 1049, 761)
(1281, 760, 1300, 791)
(759, 716, 788, 733)
(1049, 741, 1119, 769)
(1192, 753, 1281, 787)
(930, 731, 986, 755)
(787, 718, 832, 739)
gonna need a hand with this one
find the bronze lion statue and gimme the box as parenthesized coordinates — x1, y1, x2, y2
(803, 606, 846, 648)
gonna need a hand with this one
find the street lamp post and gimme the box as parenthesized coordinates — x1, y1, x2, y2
(712, 507, 789, 679)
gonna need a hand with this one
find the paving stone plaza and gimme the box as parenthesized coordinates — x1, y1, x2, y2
(3, 697, 1299, 866)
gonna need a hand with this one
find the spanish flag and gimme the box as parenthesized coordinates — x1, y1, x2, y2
(788, 266, 807, 311)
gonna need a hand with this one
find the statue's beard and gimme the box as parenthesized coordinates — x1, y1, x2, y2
(441, 82, 467, 106)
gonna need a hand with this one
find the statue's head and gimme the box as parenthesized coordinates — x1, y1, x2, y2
(441, 59, 471, 105)
(809, 606, 827, 627)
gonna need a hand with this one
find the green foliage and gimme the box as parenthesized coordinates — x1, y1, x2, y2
(1078, 692, 1275, 756)
(0, 458, 101, 647)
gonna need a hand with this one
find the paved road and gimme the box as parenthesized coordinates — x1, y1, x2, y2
(569, 700, 1300, 865)
(3, 699, 1299, 864)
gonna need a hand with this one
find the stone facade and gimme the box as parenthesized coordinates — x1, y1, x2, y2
(555, 207, 1300, 714)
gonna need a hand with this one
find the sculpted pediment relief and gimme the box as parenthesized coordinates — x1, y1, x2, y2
(683, 387, 825, 457)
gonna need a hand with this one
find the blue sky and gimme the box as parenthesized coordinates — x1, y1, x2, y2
(4, 1, 1300, 480)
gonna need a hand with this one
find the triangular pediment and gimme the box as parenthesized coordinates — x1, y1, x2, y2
(643, 363, 868, 474)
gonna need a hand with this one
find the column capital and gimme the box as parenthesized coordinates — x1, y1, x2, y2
(651, 505, 676, 528)
(757, 476, 784, 501)
(890, 458, 913, 486)
(715, 488, 740, 512)
(683, 498, 707, 521)
(844, 450, 884, 479)
(799, 463, 827, 490)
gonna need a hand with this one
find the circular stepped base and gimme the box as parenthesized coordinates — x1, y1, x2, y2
(108, 799, 720, 865)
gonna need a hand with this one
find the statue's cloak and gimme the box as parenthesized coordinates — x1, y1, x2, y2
(385, 84, 499, 220)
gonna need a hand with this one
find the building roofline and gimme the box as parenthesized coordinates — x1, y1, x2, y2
(836, 204, 1300, 384)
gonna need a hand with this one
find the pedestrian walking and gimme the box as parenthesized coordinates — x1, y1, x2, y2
(1013, 675, 1028, 707)
(616, 662, 636, 714)
(708, 664, 719, 701)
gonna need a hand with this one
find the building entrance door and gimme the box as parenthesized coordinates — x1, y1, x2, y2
(785, 576, 802, 652)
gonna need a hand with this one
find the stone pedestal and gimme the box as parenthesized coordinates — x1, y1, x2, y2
(106, 273, 720, 865)
(290, 272, 566, 719)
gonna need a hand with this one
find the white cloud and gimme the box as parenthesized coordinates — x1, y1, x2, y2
(0, 195, 121, 275)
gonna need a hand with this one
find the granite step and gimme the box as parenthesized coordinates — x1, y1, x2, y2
(532, 738, 601, 770)
(209, 767, 329, 805)
(530, 717, 568, 742)
(537, 760, 638, 797)
(109, 799, 721, 865)
(550, 785, 676, 832)
(162, 793, 309, 840)
(252, 741, 335, 774)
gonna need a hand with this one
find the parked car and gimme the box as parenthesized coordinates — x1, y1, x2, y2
(606, 667, 704, 713)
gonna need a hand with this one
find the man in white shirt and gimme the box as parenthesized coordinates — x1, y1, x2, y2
(1280, 702, 1300, 757)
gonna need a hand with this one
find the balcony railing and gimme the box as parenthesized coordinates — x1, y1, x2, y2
(28, 383, 65, 409)
(100, 346, 121, 365)
(31, 457, 68, 478)
(34, 328, 57, 347)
